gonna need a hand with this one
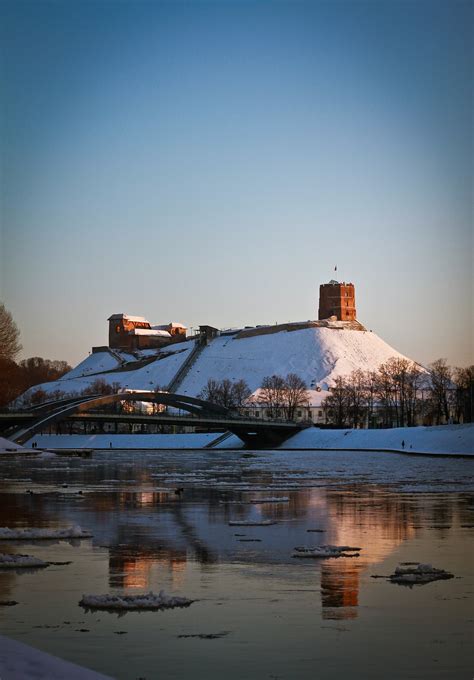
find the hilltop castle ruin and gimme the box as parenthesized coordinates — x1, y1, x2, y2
(318, 280, 356, 322)
(106, 280, 359, 353)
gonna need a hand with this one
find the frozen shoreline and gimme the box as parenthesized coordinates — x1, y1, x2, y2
(1, 423, 471, 457)
(0, 634, 113, 679)
(282, 423, 473, 457)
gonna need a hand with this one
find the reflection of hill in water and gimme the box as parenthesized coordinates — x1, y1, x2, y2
(82, 487, 453, 621)
(0, 481, 467, 624)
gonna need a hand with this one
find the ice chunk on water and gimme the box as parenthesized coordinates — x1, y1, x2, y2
(0, 553, 49, 568)
(0, 525, 92, 540)
(292, 544, 361, 558)
(79, 590, 194, 611)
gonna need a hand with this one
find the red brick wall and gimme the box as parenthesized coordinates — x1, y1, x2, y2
(318, 283, 356, 321)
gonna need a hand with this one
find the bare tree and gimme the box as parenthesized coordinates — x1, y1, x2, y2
(19, 357, 72, 389)
(82, 378, 117, 396)
(453, 365, 474, 423)
(346, 369, 367, 428)
(374, 360, 398, 427)
(428, 359, 452, 424)
(365, 370, 378, 428)
(0, 302, 22, 362)
(322, 376, 349, 427)
(0, 357, 23, 408)
(283, 373, 309, 420)
(198, 378, 251, 410)
(258, 375, 287, 418)
(198, 378, 222, 404)
(231, 379, 252, 408)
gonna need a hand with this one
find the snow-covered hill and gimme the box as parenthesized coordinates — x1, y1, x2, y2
(179, 326, 412, 396)
(16, 324, 415, 406)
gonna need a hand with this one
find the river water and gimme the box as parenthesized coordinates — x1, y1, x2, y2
(0, 449, 473, 679)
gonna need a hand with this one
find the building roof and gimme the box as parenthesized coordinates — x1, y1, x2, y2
(129, 329, 171, 337)
(152, 322, 187, 330)
(108, 314, 149, 323)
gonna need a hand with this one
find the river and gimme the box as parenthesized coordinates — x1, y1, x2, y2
(0, 449, 472, 679)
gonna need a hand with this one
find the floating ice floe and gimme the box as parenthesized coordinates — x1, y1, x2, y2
(292, 545, 361, 558)
(250, 497, 289, 503)
(0, 525, 92, 540)
(389, 563, 454, 585)
(0, 553, 49, 569)
(228, 520, 276, 526)
(79, 590, 194, 611)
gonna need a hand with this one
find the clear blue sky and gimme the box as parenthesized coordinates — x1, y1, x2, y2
(1, 0, 472, 367)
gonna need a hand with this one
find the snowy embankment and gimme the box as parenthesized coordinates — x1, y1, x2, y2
(0, 634, 113, 680)
(23, 425, 473, 455)
(282, 423, 474, 456)
(26, 432, 223, 449)
(17, 342, 193, 404)
(0, 436, 36, 455)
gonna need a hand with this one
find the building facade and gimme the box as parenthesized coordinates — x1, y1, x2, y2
(108, 314, 186, 352)
(318, 280, 356, 321)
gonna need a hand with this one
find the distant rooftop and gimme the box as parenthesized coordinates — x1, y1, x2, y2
(108, 314, 149, 323)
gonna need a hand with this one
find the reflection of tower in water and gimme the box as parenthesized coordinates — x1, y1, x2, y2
(319, 488, 418, 620)
(109, 548, 187, 589)
(320, 561, 359, 620)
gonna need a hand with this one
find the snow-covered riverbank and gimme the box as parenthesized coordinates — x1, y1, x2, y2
(0, 634, 113, 679)
(12, 423, 473, 456)
(283, 423, 473, 456)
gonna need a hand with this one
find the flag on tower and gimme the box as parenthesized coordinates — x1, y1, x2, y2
(334, 265, 337, 272)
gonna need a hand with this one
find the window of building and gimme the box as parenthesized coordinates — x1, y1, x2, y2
(297, 410, 302, 417)
(255, 411, 260, 417)
(318, 411, 322, 417)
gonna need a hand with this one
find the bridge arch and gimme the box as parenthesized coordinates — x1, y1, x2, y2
(12, 391, 230, 445)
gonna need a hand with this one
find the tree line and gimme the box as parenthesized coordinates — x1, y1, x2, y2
(0, 302, 72, 408)
(198, 373, 309, 420)
(322, 358, 473, 428)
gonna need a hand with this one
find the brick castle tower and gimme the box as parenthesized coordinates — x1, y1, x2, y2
(318, 281, 356, 321)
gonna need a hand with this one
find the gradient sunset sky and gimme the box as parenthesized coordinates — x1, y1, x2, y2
(1, 0, 472, 367)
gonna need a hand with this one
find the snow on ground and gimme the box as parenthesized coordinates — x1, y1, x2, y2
(214, 434, 245, 449)
(178, 326, 412, 400)
(18, 344, 194, 402)
(0, 526, 92, 540)
(0, 634, 113, 679)
(60, 351, 121, 380)
(0, 436, 35, 455)
(17, 325, 411, 405)
(79, 591, 194, 611)
(283, 423, 474, 456)
(26, 433, 223, 449)
(24, 424, 473, 455)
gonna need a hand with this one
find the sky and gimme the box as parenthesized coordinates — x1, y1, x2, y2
(0, 0, 472, 368)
